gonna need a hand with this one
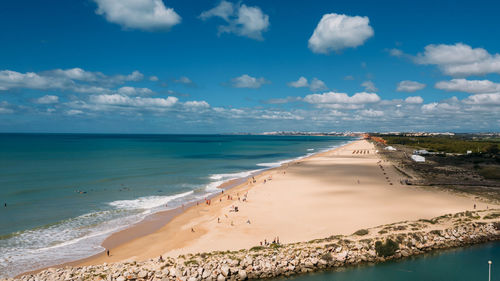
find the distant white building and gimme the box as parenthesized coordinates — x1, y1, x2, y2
(411, 155, 425, 162)
(385, 146, 397, 151)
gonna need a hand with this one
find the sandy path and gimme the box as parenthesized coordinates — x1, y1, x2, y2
(79, 140, 492, 265)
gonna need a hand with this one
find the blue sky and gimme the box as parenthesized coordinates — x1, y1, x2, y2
(0, 0, 499, 133)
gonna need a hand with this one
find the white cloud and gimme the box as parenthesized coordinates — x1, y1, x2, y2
(287, 76, 308, 88)
(309, 78, 328, 92)
(200, 0, 234, 21)
(397, 80, 426, 92)
(389, 48, 403, 57)
(117, 86, 153, 96)
(231, 74, 269, 88)
(435, 79, 500, 94)
(90, 94, 178, 108)
(421, 102, 460, 113)
(93, 0, 181, 31)
(462, 93, 500, 105)
(404, 96, 424, 104)
(184, 100, 210, 109)
(414, 43, 500, 76)
(174, 76, 194, 86)
(343, 75, 355, 80)
(304, 91, 380, 104)
(287, 77, 327, 91)
(149, 76, 159, 82)
(361, 80, 377, 92)
(200, 1, 269, 40)
(66, 109, 84, 115)
(35, 95, 59, 104)
(0, 68, 143, 92)
(0, 101, 14, 114)
(360, 109, 384, 117)
(308, 13, 374, 54)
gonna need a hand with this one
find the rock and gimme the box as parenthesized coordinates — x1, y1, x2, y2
(202, 269, 211, 279)
(237, 270, 247, 280)
(217, 274, 225, 281)
(220, 265, 230, 277)
(116, 277, 126, 281)
(138, 271, 148, 279)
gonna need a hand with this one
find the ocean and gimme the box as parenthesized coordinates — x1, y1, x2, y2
(0, 133, 355, 278)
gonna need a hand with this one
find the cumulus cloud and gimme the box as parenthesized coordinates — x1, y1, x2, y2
(309, 78, 328, 92)
(93, 0, 181, 31)
(230, 74, 270, 88)
(0, 68, 144, 93)
(304, 91, 380, 104)
(287, 77, 327, 91)
(287, 76, 308, 88)
(462, 93, 500, 105)
(149, 76, 159, 82)
(360, 109, 384, 117)
(435, 79, 500, 94)
(414, 43, 500, 76)
(308, 13, 374, 54)
(35, 95, 59, 104)
(404, 96, 424, 104)
(90, 94, 178, 108)
(397, 80, 426, 92)
(361, 80, 377, 92)
(184, 100, 210, 109)
(116, 86, 153, 96)
(200, 1, 269, 40)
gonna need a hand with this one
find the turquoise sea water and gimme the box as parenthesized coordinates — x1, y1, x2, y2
(0, 134, 355, 277)
(279, 242, 500, 281)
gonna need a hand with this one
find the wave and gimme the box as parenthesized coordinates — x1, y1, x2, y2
(108, 190, 195, 210)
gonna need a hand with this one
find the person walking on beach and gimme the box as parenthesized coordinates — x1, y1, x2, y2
(106, 249, 110, 257)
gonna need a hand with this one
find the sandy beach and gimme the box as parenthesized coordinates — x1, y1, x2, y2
(69, 139, 495, 267)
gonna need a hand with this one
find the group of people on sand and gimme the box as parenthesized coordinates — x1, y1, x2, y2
(260, 237, 280, 246)
(352, 149, 370, 154)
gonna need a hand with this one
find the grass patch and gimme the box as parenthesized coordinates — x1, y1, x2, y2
(250, 246, 265, 251)
(484, 213, 500, 219)
(375, 239, 399, 257)
(478, 166, 500, 180)
(353, 229, 369, 236)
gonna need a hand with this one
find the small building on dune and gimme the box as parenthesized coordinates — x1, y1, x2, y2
(411, 155, 425, 162)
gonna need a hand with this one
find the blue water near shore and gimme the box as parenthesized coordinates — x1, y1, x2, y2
(279, 242, 500, 281)
(0, 133, 355, 277)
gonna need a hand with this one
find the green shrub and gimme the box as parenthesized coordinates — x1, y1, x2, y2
(250, 246, 264, 251)
(484, 213, 500, 220)
(378, 230, 388, 234)
(353, 229, 369, 236)
(375, 239, 399, 257)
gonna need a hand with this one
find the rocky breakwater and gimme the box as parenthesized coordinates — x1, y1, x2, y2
(5, 209, 500, 281)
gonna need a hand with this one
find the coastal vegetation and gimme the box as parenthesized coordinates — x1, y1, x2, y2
(377, 135, 500, 155)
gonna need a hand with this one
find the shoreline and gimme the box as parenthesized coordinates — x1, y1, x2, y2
(16, 139, 355, 278)
(7, 210, 500, 281)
